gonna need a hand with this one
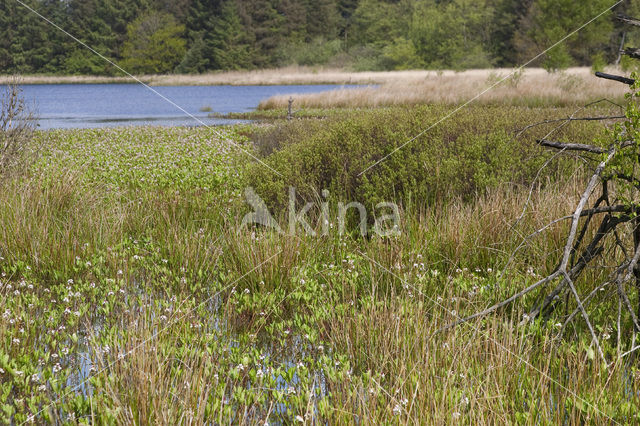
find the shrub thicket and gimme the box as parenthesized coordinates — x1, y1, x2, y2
(245, 105, 608, 215)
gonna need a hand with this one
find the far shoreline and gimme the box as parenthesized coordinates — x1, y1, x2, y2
(1, 66, 615, 87)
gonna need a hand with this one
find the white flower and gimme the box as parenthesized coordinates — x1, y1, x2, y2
(295, 415, 304, 422)
(52, 363, 61, 373)
(256, 369, 264, 378)
(12, 338, 20, 345)
(453, 412, 461, 419)
(393, 404, 401, 416)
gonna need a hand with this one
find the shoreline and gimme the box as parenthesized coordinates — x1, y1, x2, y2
(1, 66, 622, 87)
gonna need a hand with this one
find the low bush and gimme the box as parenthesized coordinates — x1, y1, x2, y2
(245, 105, 607, 215)
(0, 79, 36, 178)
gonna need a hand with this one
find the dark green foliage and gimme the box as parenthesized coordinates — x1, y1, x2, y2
(513, 0, 614, 71)
(244, 106, 607, 214)
(0, 0, 633, 74)
(120, 12, 186, 74)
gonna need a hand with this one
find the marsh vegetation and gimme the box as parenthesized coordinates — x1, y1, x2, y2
(1, 92, 640, 424)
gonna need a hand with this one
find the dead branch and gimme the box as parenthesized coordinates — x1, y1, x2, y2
(617, 14, 640, 28)
(537, 140, 608, 154)
(595, 72, 635, 86)
(621, 47, 640, 60)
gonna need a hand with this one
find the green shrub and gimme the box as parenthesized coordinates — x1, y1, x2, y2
(245, 105, 608, 214)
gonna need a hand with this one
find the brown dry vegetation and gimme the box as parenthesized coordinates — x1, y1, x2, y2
(259, 67, 629, 109)
(0, 66, 434, 86)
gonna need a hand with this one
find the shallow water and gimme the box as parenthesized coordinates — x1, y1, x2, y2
(13, 83, 362, 129)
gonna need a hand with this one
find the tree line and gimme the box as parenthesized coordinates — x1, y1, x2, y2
(1, 0, 639, 75)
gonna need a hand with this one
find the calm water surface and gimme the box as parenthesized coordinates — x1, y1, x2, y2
(16, 84, 360, 129)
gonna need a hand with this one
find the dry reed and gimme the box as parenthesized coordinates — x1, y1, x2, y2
(259, 67, 629, 109)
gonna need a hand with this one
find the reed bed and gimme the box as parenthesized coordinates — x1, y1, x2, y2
(4, 66, 631, 94)
(259, 67, 629, 109)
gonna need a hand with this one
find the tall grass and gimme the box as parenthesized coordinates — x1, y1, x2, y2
(259, 67, 628, 109)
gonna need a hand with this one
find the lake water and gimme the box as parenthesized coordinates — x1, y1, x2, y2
(15, 84, 360, 129)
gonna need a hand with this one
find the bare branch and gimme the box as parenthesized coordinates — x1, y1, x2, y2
(595, 71, 635, 86)
(621, 47, 640, 60)
(563, 270, 606, 364)
(537, 140, 608, 154)
(617, 13, 640, 28)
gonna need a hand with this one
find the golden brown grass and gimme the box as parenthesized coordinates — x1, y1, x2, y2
(2, 66, 436, 86)
(4, 66, 631, 95)
(258, 67, 629, 109)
